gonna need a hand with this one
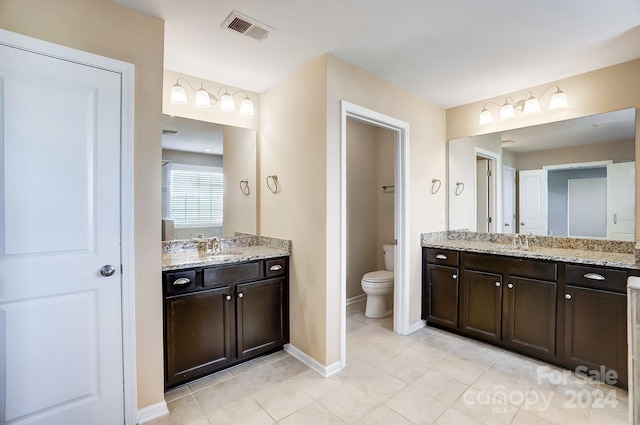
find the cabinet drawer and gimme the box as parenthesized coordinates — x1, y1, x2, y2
(565, 264, 627, 293)
(204, 262, 261, 287)
(265, 258, 287, 278)
(164, 270, 197, 295)
(426, 249, 459, 266)
(462, 252, 556, 281)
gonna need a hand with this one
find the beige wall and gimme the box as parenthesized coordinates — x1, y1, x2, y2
(0, 0, 165, 410)
(259, 56, 329, 363)
(346, 119, 378, 299)
(513, 138, 635, 170)
(326, 55, 447, 365)
(223, 126, 258, 236)
(446, 59, 640, 240)
(376, 128, 395, 270)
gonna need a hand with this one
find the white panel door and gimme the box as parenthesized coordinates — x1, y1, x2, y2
(607, 161, 635, 241)
(0, 41, 123, 424)
(568, 177, 607, 238)
(502, 166, 516, 234)
(519, 169, 548, 236)
(476, 158, 489, 232)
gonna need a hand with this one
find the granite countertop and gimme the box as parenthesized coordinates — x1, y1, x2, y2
(162, 235, 291, 271)
(422, 231, 639, 270)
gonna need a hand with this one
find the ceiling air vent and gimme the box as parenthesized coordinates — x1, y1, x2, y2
(222, 11, 273, 41)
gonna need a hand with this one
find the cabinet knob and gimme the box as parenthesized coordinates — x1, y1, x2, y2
(237, 292, 244, 298)
(452, 274, 457, 279)
(495, 282, 501, 287)
(507, 283, 514, 289)
(225, 295, 232, 301)
(565, 293, 572, 300)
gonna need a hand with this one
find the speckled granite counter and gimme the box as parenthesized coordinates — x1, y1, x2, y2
(421, 231, 639, 270)
(162, 235, 291, 271)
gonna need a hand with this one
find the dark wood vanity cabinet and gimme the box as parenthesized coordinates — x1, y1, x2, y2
(562, 264, 629, 388)
(423, 249, 459, 330)
(163, 257, 289, 389)
(422, 247, 633, 388)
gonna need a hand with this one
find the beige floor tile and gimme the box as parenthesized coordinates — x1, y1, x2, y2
(354, 405, 414, 425)
(471, 366, 533, 407)
(520, 385, 592, 425)
(399, 341, 450, 368)
(337, 362, 407, 402)
(432, 407, 484, 425)
(192, 378, 249, 416)
(252, 379, 314, 421)
(261, 349, 290, 363)
(423, 332, 468, 352)
(164, 384, 191, 403)
(315, 381, 380, 424)
(411, 370, 469, 405)
(206, 395, 274, 425)
(270, 355, 309, 380)
(187, 370, 233, 393)
(346, 300, 366, 316)
(347, 317, 367, 332)
(147, 395, 209, 425)
(226, 356, 268, 376)
(431, 356, 489, 385)
(234, 362, 289, 394)
(509, 409, 554, 425)
(386, 385, 448, 425)
(278, 401, 346, 425)
(379, 353, 433, 384)
(451, 388, 518, 425)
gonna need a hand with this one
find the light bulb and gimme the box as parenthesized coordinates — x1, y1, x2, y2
(170, 82, 188, 105)
(194, 87, 212, 108)
(220, 93, 235, 111)
(240, 97, 255, 115)
(479, 109, 493, 125)
(549, 89, 568, 109)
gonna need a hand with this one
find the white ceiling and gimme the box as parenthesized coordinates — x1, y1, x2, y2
(161, 115, 224, 155)
(115, 0, 640, 108)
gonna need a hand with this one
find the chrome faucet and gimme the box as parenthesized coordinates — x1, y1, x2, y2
(210, 237, 221, 254)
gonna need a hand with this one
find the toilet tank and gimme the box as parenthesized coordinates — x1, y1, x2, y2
(383, 244, 395, 271)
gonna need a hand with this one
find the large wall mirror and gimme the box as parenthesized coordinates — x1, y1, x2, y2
(448, 108, 636, 241)
(161, 114, 257, 240)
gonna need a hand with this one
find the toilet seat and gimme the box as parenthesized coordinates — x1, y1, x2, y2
(362, 270, 394, 287)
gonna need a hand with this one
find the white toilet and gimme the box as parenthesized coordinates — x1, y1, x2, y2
(361, 244, 395, 318)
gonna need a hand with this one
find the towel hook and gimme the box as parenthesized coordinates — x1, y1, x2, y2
(431, 179, 441, 194)
(266, 175, 279, 193)
(455, 182, 465, 196)
(239, 180, 250, 196)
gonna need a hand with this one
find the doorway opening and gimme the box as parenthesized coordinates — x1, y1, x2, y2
(340, 101, 410, 369)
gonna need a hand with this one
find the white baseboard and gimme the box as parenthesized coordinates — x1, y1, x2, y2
(346, 294, 366, 305)
(284, 343, 343, 377)
(406, 319, 426, 335)
(137, 400, 168, 424)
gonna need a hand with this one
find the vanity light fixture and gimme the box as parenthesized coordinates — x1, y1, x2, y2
(479, 85, 568, 125)
(170, 78, 255, 116)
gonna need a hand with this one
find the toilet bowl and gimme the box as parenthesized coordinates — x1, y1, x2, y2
(361, 244, 395, 318)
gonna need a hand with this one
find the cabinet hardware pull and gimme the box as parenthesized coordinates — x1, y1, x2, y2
(269, 264, 283, 271)
(435, 254, 448, 260)
(173, 277, 190, 286)
(495, 282, 501, 287)
(225, 295, 232, 301)
(507, 283, 514, 289)
(452, 274, 457, 279)
(584, 273, 605, 281)
(565, 293, 572, 300)
(237, 292, 244, 298)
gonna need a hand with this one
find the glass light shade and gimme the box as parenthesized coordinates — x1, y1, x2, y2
(170, 83, 188, 105)
(479, 109, 493, 125)
(194, 88, 212, 108)
(499, 103, 515, 120)
(220, 93, 235, 111)
(239, 97, 255, 115)
(523, 97, 540, 114)
(549, 90, 568, 109)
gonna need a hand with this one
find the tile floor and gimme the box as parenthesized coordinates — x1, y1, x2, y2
(147, 300, 630, 425)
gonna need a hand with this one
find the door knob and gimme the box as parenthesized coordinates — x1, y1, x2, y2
(100, 265, 115, 277)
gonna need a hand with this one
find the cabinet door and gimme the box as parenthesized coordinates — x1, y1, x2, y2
(461, 270, 502, 342)
(236, 277, 287, 360)
(165, 286, 233, 388)
(504, 276, 556, 358)
(564, 285, 627, 388)
(426, 264, 459, 329)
